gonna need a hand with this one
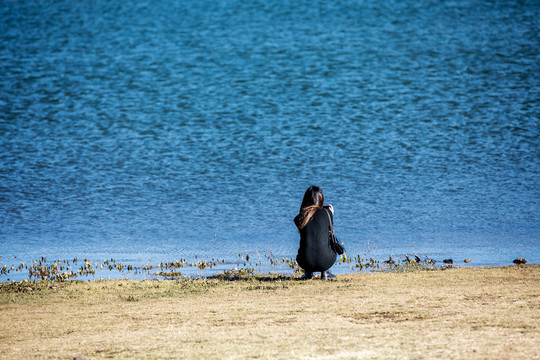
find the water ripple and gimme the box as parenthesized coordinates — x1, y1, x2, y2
(1, 0, 538, 268)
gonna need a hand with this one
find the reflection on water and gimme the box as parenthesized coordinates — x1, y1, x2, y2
(0, 0, 539, 277)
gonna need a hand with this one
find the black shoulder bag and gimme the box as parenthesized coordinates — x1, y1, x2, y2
(325, 209, 345, 255)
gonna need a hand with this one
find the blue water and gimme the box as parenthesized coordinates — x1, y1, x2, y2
(1, 0, 539, 279)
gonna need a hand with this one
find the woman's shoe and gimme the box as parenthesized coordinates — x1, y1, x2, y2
(320, 271, 336, 280)
(300, 272, 313, 280)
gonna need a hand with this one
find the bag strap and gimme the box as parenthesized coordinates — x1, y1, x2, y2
(324, 208, 334, 235)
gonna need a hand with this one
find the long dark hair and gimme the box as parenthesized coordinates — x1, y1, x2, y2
(294, 186, 324, 230)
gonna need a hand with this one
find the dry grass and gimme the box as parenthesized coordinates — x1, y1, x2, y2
(1, 266, 539, 360)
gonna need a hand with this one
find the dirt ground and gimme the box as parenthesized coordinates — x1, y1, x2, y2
(1, 265, 539, 359)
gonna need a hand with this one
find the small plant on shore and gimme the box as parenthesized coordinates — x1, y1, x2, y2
(0, 252, 471, 282)
(154, 270, 184, 280)
(211, 267, 256, 281)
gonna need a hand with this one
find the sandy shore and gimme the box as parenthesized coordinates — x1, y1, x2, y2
(1, 265, 538, 359)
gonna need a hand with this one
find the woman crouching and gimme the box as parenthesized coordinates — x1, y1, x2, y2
(294, 186, 337, 280)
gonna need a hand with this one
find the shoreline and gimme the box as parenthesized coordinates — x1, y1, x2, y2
(0, 253, 533, 283)
(1, 265, 539, 359)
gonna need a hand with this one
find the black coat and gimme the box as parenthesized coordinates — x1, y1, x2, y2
(296, 208, 337, 272)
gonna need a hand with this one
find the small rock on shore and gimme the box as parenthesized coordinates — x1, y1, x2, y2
(513, 257, 527, 265)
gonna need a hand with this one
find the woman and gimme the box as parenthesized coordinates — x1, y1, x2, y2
(294, 186, 337, 280)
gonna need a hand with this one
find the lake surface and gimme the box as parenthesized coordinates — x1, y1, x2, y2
(1, 0, 539, 279)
